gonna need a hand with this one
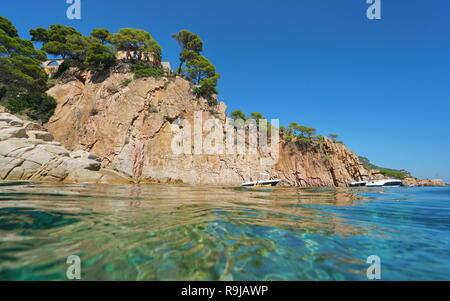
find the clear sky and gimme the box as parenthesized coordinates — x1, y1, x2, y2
(2, 0, 450, 182)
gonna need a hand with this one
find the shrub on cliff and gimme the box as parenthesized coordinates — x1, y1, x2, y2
(379, 169, 408, 179)
(328, 133, 338, 142)
(6, 92, 56, 122)
(131, 62, 164, 79)
(193, 73, 220, 105)
(230, 110, 248, 121)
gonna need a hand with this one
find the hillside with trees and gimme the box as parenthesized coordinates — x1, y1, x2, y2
(1, 16, 222, 121)
(359, 156, 411, 179)
(0, 16, 55, 122)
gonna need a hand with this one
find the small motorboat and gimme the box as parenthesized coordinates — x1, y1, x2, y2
(349, 179, 403, 187)
(349, 181, 368, 187)
(366, 179, 403, 187)
(240, 179, 282, 187)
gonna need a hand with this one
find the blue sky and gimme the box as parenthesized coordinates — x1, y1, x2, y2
(2, 0, 450, 181)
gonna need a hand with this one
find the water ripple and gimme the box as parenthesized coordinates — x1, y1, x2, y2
(0, 183, 449, 280)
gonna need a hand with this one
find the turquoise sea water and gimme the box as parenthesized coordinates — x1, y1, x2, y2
(0, 182, 449, 281)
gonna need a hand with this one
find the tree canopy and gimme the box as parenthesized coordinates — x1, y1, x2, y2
(91, 28, 110, 45)
(30, 25, 117, 71)
(0, 16, 55, 122)
(109, 28, 162, 64)
(328, 134, 338, 142)
(172, 30, 203, 74)
(230, 110, 247, 121)
(173, 30, 220, 104)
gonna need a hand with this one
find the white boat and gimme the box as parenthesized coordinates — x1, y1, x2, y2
(366, 179, 402, 187)
(349, 181, 367, 187)
(349, 179, 403, 187)
(240, 179, 282, 187)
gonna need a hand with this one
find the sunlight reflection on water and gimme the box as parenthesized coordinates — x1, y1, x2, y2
(0, 182, 449, 280)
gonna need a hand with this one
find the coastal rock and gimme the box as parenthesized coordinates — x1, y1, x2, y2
(45, 73, 370, 186)
(0, 112, 133, 184)
(403, 177, 445, 187)
(27, 130, 54, 141)
(0, 105, 9, 113)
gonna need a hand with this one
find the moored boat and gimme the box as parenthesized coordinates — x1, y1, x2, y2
(366, 179, 403, 187)
(240, 179, 282, 187)
(349, 181, 367, 187)
(349, 179, 403, 187)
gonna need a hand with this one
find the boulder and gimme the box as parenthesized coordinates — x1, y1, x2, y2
(27, 130, 54, 142)
(0, 112, 132, 183)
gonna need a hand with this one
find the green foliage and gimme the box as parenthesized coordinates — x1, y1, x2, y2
(185, 55, 215, 85)
(359, 156, 411, 179)
(284, 134, 295, 142)
(172, 30, 203, 73)
(52, 59, 71, 77)
(250, 112, 263, 120)
(1, 16, 56, 122)
(30, 25, 80, 44)
(0, 16, 18, 37)
(131, 62, 164, 79)
(91, 28, 110, 45)
(173, 30, 219, 104)
(30, 24, 117, 72)
(30, 25, 83, 60)
(85, 42, 116, 71)
(287, 122, 316, 140)
(121, 78, 133, 87)
(109, 28, 162, 64)
(5, 92, 56, 122)
(379, 169, 409, 180)
(193, 73, 219, 103)
(313, 135, 325, 143)
(328, 133, 338, 142)
(230, 110, 247, 121)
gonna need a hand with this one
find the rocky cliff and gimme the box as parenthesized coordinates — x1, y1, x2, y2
(0, 107, 132, 183)
(43, 70, 369, 186)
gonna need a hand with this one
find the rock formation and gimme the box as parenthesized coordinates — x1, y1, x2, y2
(1, 72, 445, 187)
(0, 111, 132, 183)
(402, 177, 445, 187)
(44, 71, 369, 186)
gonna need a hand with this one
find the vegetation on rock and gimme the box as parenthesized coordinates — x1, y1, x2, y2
(359, 156, 411, 179)
(172, 30, 220, 105)
(30, 24, 117, 72)
(0, 16, 56, 122)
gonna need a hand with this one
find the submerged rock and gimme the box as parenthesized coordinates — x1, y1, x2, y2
(0, 112, 132, 184)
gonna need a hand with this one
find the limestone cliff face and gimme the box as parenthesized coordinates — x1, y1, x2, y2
(45, 71, 368, 186)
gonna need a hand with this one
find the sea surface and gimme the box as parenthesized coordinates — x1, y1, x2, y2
(0, 182, 449, 281)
